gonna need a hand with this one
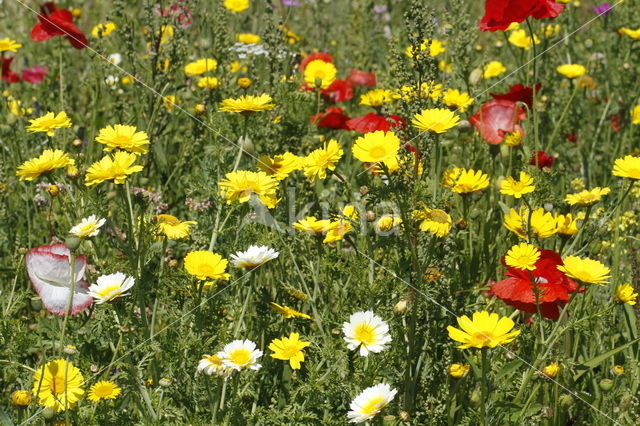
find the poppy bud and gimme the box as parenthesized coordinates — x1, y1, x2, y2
(470, 388, 481, 405)
(599, 378, 613, 391)
(469, 69, 483, 85)
(457, 119, 472, 133)
(542, 407, 553, 419)
(65, 236, 82, 251)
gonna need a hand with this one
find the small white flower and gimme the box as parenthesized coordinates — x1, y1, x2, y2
(342, 311, 392, 356)
(230, 245, 279, 268)
(197, 354, 231, 377)
(88, 272, 135, 304)
(69, 215, 106, 238)
(347, 383, 397, 423)
(105, 75, 118, 86)
(217, 339, 262, 371)
(107, 53, 122, 65)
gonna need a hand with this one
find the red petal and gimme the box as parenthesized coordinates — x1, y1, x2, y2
(469, 99, 527, 144)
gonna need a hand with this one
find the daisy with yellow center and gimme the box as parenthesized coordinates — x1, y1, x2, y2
(32, 359, 84, 412)
(224, 0, 249, 13)
(412, 108, 460, 133)
(0, 37, 22, 52)
(197, 354, 229, 376)
(95, 124, 150, 154)
(505, 242, 540, 271)
(184, 251, 230, 281)
(257, 152, 302, 180)
(347, 383, 397, 424)
(557, 64, 587, 79)
(69, 215, 106, 238)
(412, 208, 452, 237)
(268, 332, 311, 370)
(447, 311, 520, 349)
(197, 76, 220, 89)
(219, 94, 275, 114)
(294, 216, 339, 235)
(218, 170, 279, 208)
(87, 381, 121, 401)
(359, 89, 395, 107)
(565, 187, 611, 205)
(88, 272, 135, 304)
(16, 149, 75, 181)
(303, 59, 337, 89)
(156, 214, 197, 239)
(217, 339, 263, 371)
(91, 22, 117, 38)
(500, 172, 535, 198)
(26, 112, 72, 136)
(270, 302, 311, 319)
(302, 139, 344, 181)
(352, 130, 400, 167)
(342, 311, 392, 356)
(615, 283, 638, 305)
(445, 168, 490, 194)
(557, 256, 611, 285)
(184, 58, 218, 76)
(613, 155, 640, 179)
(85, 151, 144, 186)
(230, 245, 279, 268)
(483, 61, 507, 79)
(442, 89, 474, 112)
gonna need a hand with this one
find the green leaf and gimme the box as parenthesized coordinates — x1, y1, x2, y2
(495, 359, 523, 380)
(574, 338, 640, 380)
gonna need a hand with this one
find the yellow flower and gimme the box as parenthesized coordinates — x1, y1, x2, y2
(85, 151, 144, 186)
(219, 94, 275, 113)
(7, 99, 32, 116)
(0, 37, 22, 52)
(500, 172, 535, 198)
(27, 111, 72, 136)
(159, 24, 174, 45)
(542, 24, 561, 37)
(197, 76, 220, 90)
(359, 89, 395, 107)
(16, 149, 75, 181)
(91, 22, 117, 38)
(557, 256, 611, 285)
(412, 108, 460, 134)
(184, 251, 230, 280)
(555, 213, 582, 235)
(556, 64, 587, 78)
(483, 61, 507, 79)
(302, 139, 344, 181)
(293, 216, 338, 235)
(412, 208, 452, 237)
(619, 27, 640, 40)
(442, 89, 474, 112)
(503, 207, 558, 239)
(163, 95, 178, 111)
(95, 124, 150, 154)
(613, 155, 640, 179)
(504, 131, 523, 147)
(395, 82, 443, 101)
(268, 332, 311, 370)
(10, 390, 32, 406)
(439, 60, 454, 73)
(447, 311, 520, 349)
(615, 283, 638, 305)
(270, 302, 311, 319)
(303, 59, 337, 89)
(447, 363, 471, 378)
(445, 168, 490, 194)
(631, 106, 640, 125)
(613, 365, 625, 375)
(87, 381, 121, 402)
(224, 0, 249, 13)
(352, 131, 400, 166)
(237, 77, 252, 88)
(542, 362, 561, 379)
(405, 39, 446, 57)
(376, 215, 402, 232)
(323, 220, 352, 243)
(257, 152, 302, 180)
(32, 359, 84, 412)
(218, 170, 279, 208)
(156, 214, 197, 239)
(184, 58, 218, 76)
(280, 25, 302, 44)
(508, 29, 540, 50)
(505, 242, 540, 271)
(236, 33, 260, 44)
(565, 187, 610, 205)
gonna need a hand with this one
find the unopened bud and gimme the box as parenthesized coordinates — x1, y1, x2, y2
(599, 378, 613, 391)
(65, 236, 82, 251)
(47, 184, 60, 197)
(63, 345, 78, 355)
(159, 378, 172, 387)
(72, 138, 83, 147)
(393, 299, 408, 314)
(365, 211, 376, 222)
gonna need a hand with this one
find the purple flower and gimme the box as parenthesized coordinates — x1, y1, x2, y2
(373, 5, 388, 14)
(592, 3, 613, 16)
(282, 0, 301, 6)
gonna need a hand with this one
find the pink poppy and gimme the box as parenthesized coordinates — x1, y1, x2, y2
(346, 69, 376, 88)
(469, 99, 527, 144)
(21, 65, 48, 84)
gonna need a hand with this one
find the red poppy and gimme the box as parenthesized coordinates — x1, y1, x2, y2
(346, 69, 376, 88)
(490, 83, 541, 109)
(311, 107, 350, 130)
(489, 250, 580, 319)
(21, 65, 48, 84)
(1, 57, 20, 83)
(346, 113, 406, 133)
(31, 2, 88, 50)
(610, 114, 622, 132)
(480, 0, 565, 32)
(299, 52, 333, 70)
(529, 150, 555, 169)
(469, 99, 527, 144)
(155, 1, 192, 28)
(322, 79, 353, 102)
(565, 132, 578, 143)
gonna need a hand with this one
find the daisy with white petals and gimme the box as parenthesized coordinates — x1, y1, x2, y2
(347, 383, 397, 423)
(197, 354, 230, 377)
(230, 245, 279, 268)
(342, 311, 392, 356)
(69, 215, 106, 238)
(217, 339, 263, 371)
(88, 272, 135, 304)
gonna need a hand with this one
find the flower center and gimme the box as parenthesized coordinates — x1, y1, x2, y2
(229, 349, 251, 366)
(360, 396, 385, 415)
(52, 376, 67, 395)
(369, 146, 388, 159)
(472, 331, 495, 345)
(354, 323, 376, 345)
(96, 284, 123, 298)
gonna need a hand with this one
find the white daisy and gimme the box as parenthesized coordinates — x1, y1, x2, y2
(217, 339, 263, 371)
(197, 354, 230, 377)
(69, 215, 106, 238)
(230, 245, 279, 268)
(347, 383, 397, 423)
(342, 311, 392, 356)
(88, 272, 135, 304)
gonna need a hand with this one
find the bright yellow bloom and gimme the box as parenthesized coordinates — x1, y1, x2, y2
(268, 332, 311, 370)
(323, 220, 352, 243)
(302, 139, 344, 181)
(95, 124, 150, 154)
(556, 64, 587, 78)
(508, 29, 540, 50)
(405, 39, 446, 57)
(27, 111, 72, 136)
(360, 89, 395, 107)
(91, 22, 117, 37)
(224, 0, 249, 13)
(159, 24, 174, 44)
(619, 27, 640, 40)
(412, 208, 452, 237)
(10, 390, 32, 406)
(442, 89, 474, 112)
(557, 256, 610, 285)
(613, 155, 640, 179)
(542, 362, 561, 379)
(447, 363, 471, 378)
(303, 59, 337, 89)
(16, 149, 75, 181)
(85, 152, 144, 186)
(504, 131, 523, 147)
(156, 214, 197, 239)
(632, 106, 640, 125)
(184, 251, 230, 280)
(352, 131, 400, 166)
(376, 215, 403, 232)
(503, 207, 558, 239)
(197, 76, 220, 89)
(615, 283, 638, 305)
(32, 359, 84, 412)
(257, 152, 302, 180)
(0, 37, 22, 52)
(219, 94, 275, 113)
(483, 61, 507, 79)
(163, 95, 178, 111)
(87, 381, 121, 401)
(218, 170, 279, 208)
(555, 213, 582, 235)
(445, 168, 490, 194)
(395, 81, 443, 101)
(412, 108, 460, 133)
(505, 242, 540, 271)
(447, 311, 520, 349)
(270, 302, 311, 319)
(294, 216, 338, 235)
(184, 58, 218, 76)
(565, 187, 610, 205)
(236, 33, 260, 44)
(500, 172, 535, 198)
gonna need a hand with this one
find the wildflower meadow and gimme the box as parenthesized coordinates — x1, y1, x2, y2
(2, 0, 640, 424)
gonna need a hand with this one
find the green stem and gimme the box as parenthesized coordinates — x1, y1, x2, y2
(480, 349, 489, 426)
(58, 252, 77, 356)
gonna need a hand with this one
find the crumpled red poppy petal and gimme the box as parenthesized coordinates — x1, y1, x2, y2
(469, 99, 527, 144)
(1, 57, 21, 83)
(346, 69, 376, 88)
(346, 113, 405, 133)
(490, 83, 542, 109)
(322, 79, 353, 103)
(480, 0, 564, 32)
(311, 107, 351, 130)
